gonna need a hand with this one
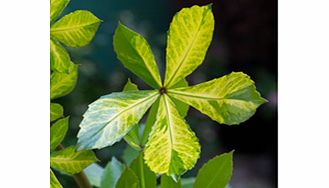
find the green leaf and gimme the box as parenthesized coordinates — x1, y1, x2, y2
(122, 145, 140, 165)
(101, 157, 125, 188)
(50, 117, 69, 151)
(50, 0, 69, 24)
(193, 151, 234, 188)
(140, 98, 159, 146)
(116, 167, 140, 188)
(50, 63, 78, 100)
(171, 79, 189, 117)
(123, 79, 142, 150)
(168, 72, 267, 125)
(77, 90, 159, 150)
(50, 146, 97, 174)
(181, 177, 195, 188)
(113, 22, 162, 89)
(50, 169, 63, 188)
(144, 95, 200, 176)
(161, 175, 181, 188)
(51, 10, 101, 47)
(50, 38, 73, 73)
(130, 153, 156, 188)
(50, 103, 64, 122)
(164, 5, 214, 88)
(84, 163, 104, 187)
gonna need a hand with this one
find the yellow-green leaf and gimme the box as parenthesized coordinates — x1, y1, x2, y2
(50, 38, 73, 73)
(77, 90, 159, 150)
(168, 72, 267, 125)
(51, 10, 101, 47)
(164, 5, 214, 88)
(50, 63, 78, 100)
(50, 0, 69, 23)
(50, 169, 63, 188)
(50, 117, 69, 151)
(144, 95, 200, 176)
(113, 23, 162, 89)
(193, 151, 233, 188)
(50, 103, 64, 122)
(50, 146, 97, 174)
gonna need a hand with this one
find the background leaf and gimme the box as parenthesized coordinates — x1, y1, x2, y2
(84, 163, 104, 187)
(50, 169, 63, 188)
(130, 153, 156, 188)
(50, 63, 78, 100)
(101, 157, 125, 188)
(164, 5, 214, 88)
(161, 175, 181, 188)
(193, 151, 233, 188)
(122, 145, 140, 166)
(144, 95, 200, 176)
(181, 177, 195, 188)
(115, 167, 140, 188)
(50, 103, 64, 122)
(77, 90, 158, 150)
(50, 117, 69, 151)
(50, 0, 70, 23)
(51, 10, 101, 47)
(50, 146, 97, 174)
(50, 39, 72, 73)
(169, 72, 267, 125)
(113, 23, 162, 89)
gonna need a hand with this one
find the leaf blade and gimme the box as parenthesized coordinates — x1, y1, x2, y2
(50, 0, 70, 23)
(77, 90, 159, 150)
(113, 23, 162, 89)
(51, 10, 101, 47)
(50, 146, 97, 174)
(50, 117, 69, 151)
(168, 72, 267, 125)
(50, 169, 63, 188)
(144, 95, 200, 176)
(193, 151, 233, 188)
(50, 103, 64, 122)
(161, 175, 181, 188)
(50, 38, 73, 73)
(116, 168, 140, 188)
(164, 5, 214, 88)
(130, 153, 156, 188)
(101, 157, 125, 188)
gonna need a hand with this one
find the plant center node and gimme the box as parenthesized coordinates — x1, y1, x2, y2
(159, 87, 167, 95)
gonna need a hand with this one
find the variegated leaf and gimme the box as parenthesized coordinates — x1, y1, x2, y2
(77, 91, 159, 150)
(50, 103, 64, 122)
(50, 146, 97, 174)
(113, 23, 162, 88)
(50, 117, 69, 151)
(144, 95, 200, 176)
(51, 10, 101, 47)
(164, 5, 214, 88)
(50, 0, 69, 23)
(50, 169, 62, 188)
(50, 38, 73, 73)
(168, 72, 267, 125)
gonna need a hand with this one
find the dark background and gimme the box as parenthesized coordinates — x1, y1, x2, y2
(54, 0, 278, 187)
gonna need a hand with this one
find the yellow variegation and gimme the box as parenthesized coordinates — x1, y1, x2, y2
(51, 10, 101, 47)
(50, 39, 73, 73)
(164, 5, 214, 88)
(50, 103, 64, 122)
(50, 146, 97, 174)
(113, 23, 162, 88)
(50, 169, 62, 188)
(50, 117, 69, 151)
(50, 0, 69, 24)
(50, 63, 78, 100)
(144, 95, 200, 176)
(168, 72, 267, 125)
(77, 91, 159, 150)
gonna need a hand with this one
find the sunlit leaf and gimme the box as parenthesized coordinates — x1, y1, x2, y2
(169, 72, 267, 125)
(193, 151, 233, 188)
(50, 63, 78, 100)
(77, 90, 159, 150)
(50, 169, 63, 188)
(130, 153, 156, 188)
(116, 167, 140, 188)
(113, 22, 162, 88)
(50, 117, 69, 151)
(144, 95, 200, 176)
(50, 39, 73, 73)
(50, 146, 97, 174)
(50, 103, 64, 122)
(171, 79, 189, 117)
(164, 5, 214, 88)
(50, 0, 69, 23)
(101, 157, 125, 188)
(51, 10, 101, 47)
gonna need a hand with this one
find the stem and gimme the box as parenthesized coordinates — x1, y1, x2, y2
(139, 154, 146, 188)
(56, 144, 92, 188)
